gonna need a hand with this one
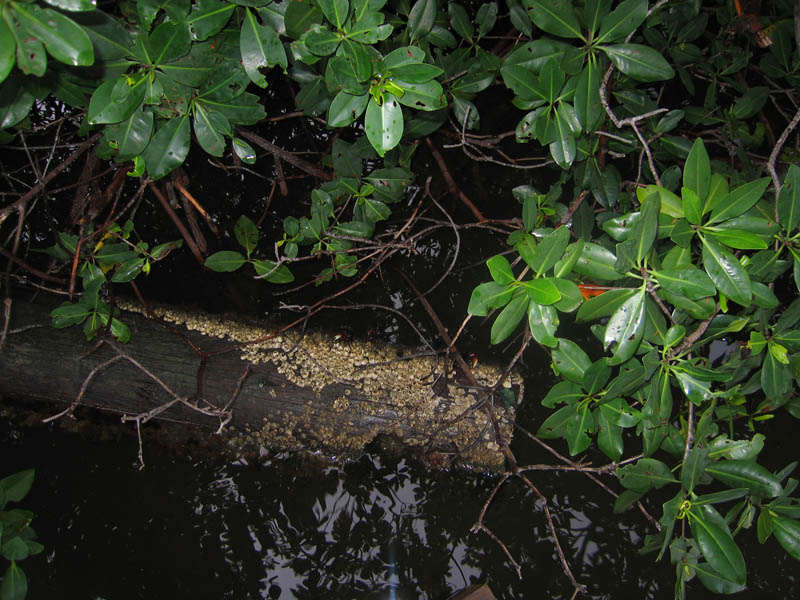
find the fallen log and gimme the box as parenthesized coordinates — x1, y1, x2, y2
(0, 295, 521, 469)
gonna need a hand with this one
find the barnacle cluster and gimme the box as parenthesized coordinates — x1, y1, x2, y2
(117, 300, 521, 469)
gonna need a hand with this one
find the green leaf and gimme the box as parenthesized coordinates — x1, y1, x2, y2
(234, 215, 259, 254)
(105, 108, 154, 161)
(527, 301, 559, 347)
(778, 164, 800, 232)
(393, 79, 446, 111)
(541, 381, 582, 407)
(694, 563, 747, 595)
(572, 242, 625, 280)
(552, 338, 591, 383)
(2, 537, 30, 561)
(537, 404, 576, 438)
(521, 278, 561, 305)
(201, 93, 266, 125)
(87, 77, 147, 125)
(596, 409, 623, 461)
(204, 250, 246, 272)
(761, 349, 793, 401)
(574, 62, 603, 131)
(701, 234, 751, 306)
(634, 191, 659, 262)
(232, 137, 256, 163)
(522, 0, 584, 39)
(604, 287, 645, 365)
(475, 2, 498, 39)
(576, 288, 635, 321)
(364, 94, 402, 157)
(390, 63, 444, 84)
(681, 187, 702, 225)
(14, 4, 94, 66)
(252, 259, 294, 283)
(0, 562, 27, 600)
(192, 104, 228, 157)
(598, 397, 640, 427)
(327, 91, 369, 127)
(142, 114, 190, 180)
(601, 44, 674, 82)
(653, 267, 716, 299)
(706, 460, 782, 498)
(318, 0, 349, 28)
(531, 227, 570, 276)
(708, 434, 765, 461)
(490, 293, 529, 344)
(596, 0, 646, 44)
(0, 19, 15, 85)
(407, 0, 436, 41)
(486, 255, 515, 285)
(50, 302, 90, 328)
(772, 516, 800, 560)
(241, 8, 286, 88)
(448, 2, 473, 41)
(582, 358, 610, 395)
(707, 178, 771, 225)
(680, 447, 709, 494)
(617, 458, 676, 492)
(467, 282, 513, 316)
(284, 0, 323, 39)
(0, 470, 34, 502)
(683, 138, 710, 203)
(565, 402, 593, 455)
(552, 278, 582, 312)
(707, 228, 767, 250)
(689, 503, 746, 586)
(187, 0, 236, 41)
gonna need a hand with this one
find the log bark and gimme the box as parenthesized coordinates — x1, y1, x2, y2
(0, 295, 520, 469)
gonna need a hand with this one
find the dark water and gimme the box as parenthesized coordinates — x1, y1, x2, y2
(2, 407, 798, 600)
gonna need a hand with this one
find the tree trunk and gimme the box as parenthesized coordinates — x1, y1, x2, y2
(0, 295, 520, 470)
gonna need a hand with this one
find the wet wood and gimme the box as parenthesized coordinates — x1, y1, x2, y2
(0, 295, 520, 469)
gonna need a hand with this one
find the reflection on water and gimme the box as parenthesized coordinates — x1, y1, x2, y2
(1, 415, 796, 599)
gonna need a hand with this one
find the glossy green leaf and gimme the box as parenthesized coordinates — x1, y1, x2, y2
(680, 447, 709, 494)
(522, 0, 583, 39)
(689, 503, 746, 586)
(596, 0, 646, 44)
(467, 282, 513, 316)
(341, 39, 372, 82)
(653, 267, 716, 299)
(549, 107, 576, 169)
(574, 62, 603, 131)
(617, 458, 676, 492)
(365, 94, 403, 156)
(407, 0, 436, 41)
(521, 278, 561, 305)
(252, 259, 294, 283)
(393, 79, 446, 111)
(241, 8, 286, 88)
(706, 460, 782, 498)
(552, 278, 582, 312)
(14, 4, 94, 66)
(284, 0, 323, 39)
(566, 402, 594, 455)
(598, 397, 640, 427)
(390, 63, 443, 84)
(576, 288, 635, 321)
(200, 93, 266, 125)
(572, 242, 625, 280)
(0, 19, 15, 84)
(707, 228, 767, 250)
(318, 0, 349, 28)
(51, 301, 90, 328)
(234, 215, 259, 254)
(683, 138, 710, 202)
(491, 293, 529, 344)
(552, 338, 591, 383)
(537, 404, 576, 438)
(596, 409, 623, 461)
(327, 91, 369, 127)
(541, 381, 582, 408)
(232, 137, 256, 163)
(708, 434, 765, 461)
(642, 368, 672, 455)
(761, 349, 793, 401)
(146, 21, 191, 64)
(14, 32, 46, 77)
(348, 11, 392, 44)
(634, 191, 659, 263)
(583, 358, 610, 395)
(772, 516, 800, 560)
(604, 287, 646, 365)
(487, 255, 515, 285)
(475, 2, 498, 39)
(751, 281, 779, 309)
(142, 114, 190, 180)
(694, 563, 747, 595)
(601, 44, 674, 82)
(527, 301, 559, 347)
(701, 234, 751, 306)
(531, 226, 570, 276)
(87, 77, 146, 125)
(707, 178, 771, 225)
(778, 164, 800, 232)
(681, 186, 702, 225)
(187, 0, 236, 41)
(448, 2, 473, 41)
(193, 104, 228, 157)
(104, 108, 154, 161)
(205, 250, 246, 272)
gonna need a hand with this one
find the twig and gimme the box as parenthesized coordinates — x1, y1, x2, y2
(425, 137, 486, 221)
(767, 104, 800, 205)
